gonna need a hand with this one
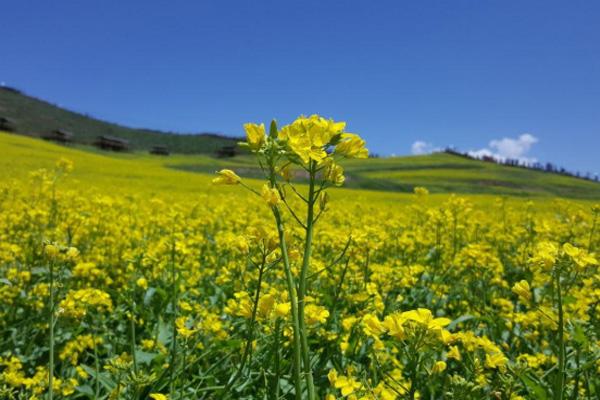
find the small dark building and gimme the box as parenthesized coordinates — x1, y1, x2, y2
(150, 145, 170, 156)
(94, 135, 130, 152)
(0, 117, 16, 132)
(216, 145, 237, 158)
(43, 129, 74, 143)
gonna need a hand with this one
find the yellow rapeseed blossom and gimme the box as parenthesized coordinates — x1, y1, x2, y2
(512, 280, 532, 303)
(261, 184, 281, 206)
(212, 169, 241, 185)
(431, 360, 447, 373)
(244, 123, 266, 150)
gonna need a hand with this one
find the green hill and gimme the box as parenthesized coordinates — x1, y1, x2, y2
(1, 130, 599, 200)
(170, 152, 600, 200)
(0, 86, 241, 153)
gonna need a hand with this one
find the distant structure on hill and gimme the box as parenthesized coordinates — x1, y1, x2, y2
(216, 145, 237, 158)
(43, 129, 74, 144)
(0, 117, 16, 132)
(150, 145, 170, 156)
(94, 135, 130, 152)
(442, 148, 599, 183)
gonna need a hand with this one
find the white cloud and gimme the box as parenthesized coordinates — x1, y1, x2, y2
(469, 133, 539, 164)
(411, 140, 435, 155)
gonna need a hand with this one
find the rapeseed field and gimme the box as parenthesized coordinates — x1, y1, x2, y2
(0, 117, 598, 400)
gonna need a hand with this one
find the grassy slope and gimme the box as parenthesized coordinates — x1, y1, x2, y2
(0, 88, 241, 154)
(1, 131, 599, 203)
(0, 131, 419, 209)
(169, 151, 600, 200)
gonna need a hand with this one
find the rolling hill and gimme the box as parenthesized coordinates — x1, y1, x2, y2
(0, 86, 241, 154)
(1, 130, 599, 200)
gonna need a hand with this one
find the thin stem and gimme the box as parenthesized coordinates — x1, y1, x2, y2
(130, 302, 138, 374)
(169, 240, 178, 397)
(308, 236, 352, 280)
(93, 334, 100, 399)
(48, 260, 55, 400)
(297, 161, 317, 400)
(270, 319, 282, 400)
(279, 192, 307, 229)
(288, 183, 308, 203)
(272, 206, 303, 400)
(555, 266, 565, 400)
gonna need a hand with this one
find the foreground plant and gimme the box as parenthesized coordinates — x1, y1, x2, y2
(214, 115, 368, 399)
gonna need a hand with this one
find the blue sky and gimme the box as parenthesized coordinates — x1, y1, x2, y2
(1, 1, 599, 173)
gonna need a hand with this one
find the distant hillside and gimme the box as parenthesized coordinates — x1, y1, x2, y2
(0, 87, 241, 154)
(171, 151, 600, 200)
(1, 131, 599, 199)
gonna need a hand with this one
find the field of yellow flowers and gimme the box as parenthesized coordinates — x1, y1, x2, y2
(0, 117, 599, 400)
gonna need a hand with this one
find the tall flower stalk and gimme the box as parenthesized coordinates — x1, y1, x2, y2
(214, 115, 368, 398)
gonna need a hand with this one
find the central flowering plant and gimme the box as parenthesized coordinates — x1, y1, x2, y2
(214, 114, 367, 188)
(214, 115, 367, 400)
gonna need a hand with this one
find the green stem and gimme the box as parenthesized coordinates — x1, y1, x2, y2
(169, 241, 178, 397)
(555, 267, 565, 400)
(93, 335, 100, 399)
(48, 261, 55, 400)
(271, 319, 281, 400)
(272, 207, 303, 400)
(297, 162, 317, 400)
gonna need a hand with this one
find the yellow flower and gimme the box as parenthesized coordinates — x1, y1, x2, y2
(402, 308, 451, 333)
(175, 316, 197, 339)
(530, 241, 558, 270)
(362, 313, 386, 338)
(512, 280, 531, 303)
(431, 360, 447, 373)
(562, 243, 597, 268)
(324, 161, 345, 186)
(327, 368, 338, 385)
(136, 277, 148, 290)
(447, 345, 461, 361)
(55, 157, 74, 173)
(305, 304, 329, 325)
(212, 169, 241, 185)
(382, 313, 406, 340)
(149, 394, 168, 400)
(244, 123, 266, 150)
(335, 133, 368, 159)
(278, 115, 354, 164)
(44, 244, 59, 259)
(261, 184, 281, 206)
(485, 352, 508, 371)
(334, 374, 362, 397)
(414, 186, 429, 196)
(66, 247, 79, 260)
(274, 302, 291, 318)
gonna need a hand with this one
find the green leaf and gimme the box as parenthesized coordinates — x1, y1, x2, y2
(80, 364, 116, 391)
(520, 373, 549, 400)
(447, 314, 475, 330)
(75, 385, 95, 396)
(572, 322, 588, 346)
(0, 278, 11, 286)
(158, 318, 171, 345)
(143, 287, 157, 306)
(135, 350, 159, 365)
